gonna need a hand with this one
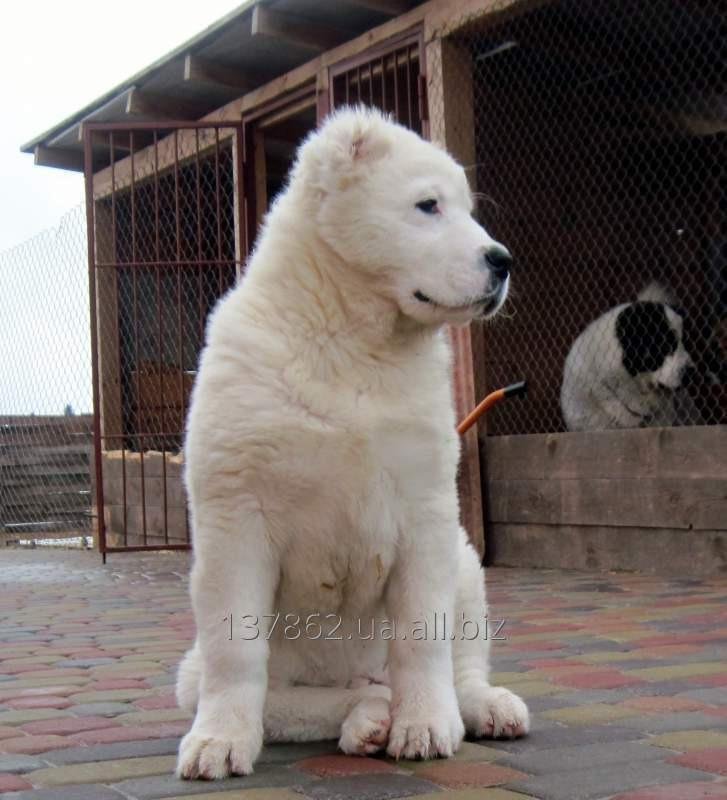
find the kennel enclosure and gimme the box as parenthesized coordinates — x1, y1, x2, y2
(23, 0, 727, 573)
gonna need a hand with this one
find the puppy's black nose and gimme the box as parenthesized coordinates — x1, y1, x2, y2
(483, 244, 513, 281)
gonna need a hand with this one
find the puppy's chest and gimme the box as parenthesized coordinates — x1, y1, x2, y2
(278, 471, 401, 617)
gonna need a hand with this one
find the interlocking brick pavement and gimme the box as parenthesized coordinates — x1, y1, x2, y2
(0, 549, 726, 799)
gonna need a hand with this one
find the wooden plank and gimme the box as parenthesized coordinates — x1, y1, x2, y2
(251, 6, 352, 52)
(487, 477, 727, 531)
(486, 523, 727, 576)
(483, 426, 727, 481)
(425, 0, 553, 41)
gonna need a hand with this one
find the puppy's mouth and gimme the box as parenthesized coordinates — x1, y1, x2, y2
(413, 289, 504, 316)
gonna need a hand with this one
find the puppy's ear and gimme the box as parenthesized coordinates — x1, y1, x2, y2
(301, 107, 393, 192)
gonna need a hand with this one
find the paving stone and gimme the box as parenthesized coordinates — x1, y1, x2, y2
(403, 792, 534, 800)
(115, 764, 314, 798)
(54, 658, 117, 668)
(291, 773, 441, 800)
(69, 724, 163, 745)
(294, 755, 399, 777)
(668, 748, 727, 775)
(625, 663, 727, 682)
(0, 773, 33, 792)
(67, 689, 150, 703)
(627, 681, 703, 697)
(510, 761, 710, 800)
(0, 783, 124, 800)
(4, 697, 72, 711)
(650, 731, 727, 751)
(0, 729, 23, 742)
(0, 735, 74, 755)
(541, 703, 639, 725)
(617, 713, 727, 733)
(413, 761, 526, 789)
(0, 710, 66, 726)
(484, 723, 644, 753)
(611, 781, 727, 799)
(115, 709, 192, 725)
(27, 754, 177, 786)
(621, 697, 708, 713)
(162, 792, 302, 800)
(0, 677, 89, 691)
(146, 674, 177, 687)
(19, 716, 118, 736)
(134, 693, 179, 710)
(41, 737, 181, 765)
(677, 688, 727, 705)
(555, 690, 630, 706)
(0, 755, 46, 774)
(499, 740, 665, 775)
(70, 702, 133, 716)
(258, 742, 339, 765)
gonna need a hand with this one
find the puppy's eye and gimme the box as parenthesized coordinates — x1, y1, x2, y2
(416, 199, 439, 214)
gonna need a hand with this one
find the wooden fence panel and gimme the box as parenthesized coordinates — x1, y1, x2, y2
(0, 415, 93, 538)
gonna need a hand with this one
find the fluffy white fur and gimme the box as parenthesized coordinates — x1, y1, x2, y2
(176, 107, 529, 780)
(561, 283, 695, 431)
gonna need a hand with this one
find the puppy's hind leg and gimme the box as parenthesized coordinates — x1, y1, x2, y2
(176, 643, 201, 714)
(265, 684, 391, 755)
(453, 530, 529, 739)
(177, 508, 278, 780)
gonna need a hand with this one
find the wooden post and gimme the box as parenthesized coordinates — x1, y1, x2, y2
(426, 36, 486, 558)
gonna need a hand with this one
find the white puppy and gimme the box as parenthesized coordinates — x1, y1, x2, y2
(176, 107, 529, 780)
(561, 283, 696, 431)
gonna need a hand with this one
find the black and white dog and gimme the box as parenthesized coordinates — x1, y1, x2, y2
(561, 283, 697, 431)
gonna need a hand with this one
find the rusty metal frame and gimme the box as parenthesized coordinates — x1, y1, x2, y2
(83, 120, 245, 561)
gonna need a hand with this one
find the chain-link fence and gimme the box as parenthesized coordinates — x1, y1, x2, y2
(0, 204, 94, 546)
(429, 0, 727, 435)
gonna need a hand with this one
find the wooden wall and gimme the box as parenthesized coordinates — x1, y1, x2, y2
(482, 425, 727, 575)
(0, 416, 93, 541)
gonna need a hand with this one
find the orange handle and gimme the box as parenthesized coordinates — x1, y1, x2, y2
(457, 381, 527, 436)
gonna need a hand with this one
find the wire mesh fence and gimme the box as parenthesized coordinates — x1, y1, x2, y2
(0, 204, 94, 546)
(428, 0, 727, 435)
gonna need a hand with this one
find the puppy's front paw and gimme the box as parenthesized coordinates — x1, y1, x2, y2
(339, 696, 391, 755)
(459, 684, 530, 739)
(177, 720, 263, 780)
(387, 696, 464, 760)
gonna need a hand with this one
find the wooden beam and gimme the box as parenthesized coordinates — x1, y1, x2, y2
(426, 36, 485, 558)
(251, 6, 351, 52)
(124, 87, 195, 120)
(183, 54, 254, 92)
(339, 0, 411, 15)
(33, 145, 84, 172)
(425, 0, 553, 41)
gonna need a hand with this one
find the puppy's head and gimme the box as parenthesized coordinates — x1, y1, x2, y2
(293, 107, 510, 325)
(616, 301, 694, 390)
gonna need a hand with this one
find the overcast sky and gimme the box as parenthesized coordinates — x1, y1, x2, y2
(0, 1, 242, 415)
(1, 0, 243, 252)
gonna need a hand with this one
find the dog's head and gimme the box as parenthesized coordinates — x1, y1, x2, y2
(293, 107, 510, 326)
(616, 301, 694, 391)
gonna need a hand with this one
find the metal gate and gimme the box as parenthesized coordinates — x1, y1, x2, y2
(327, 31, 428, 136)
(83, 121, 244, 559)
